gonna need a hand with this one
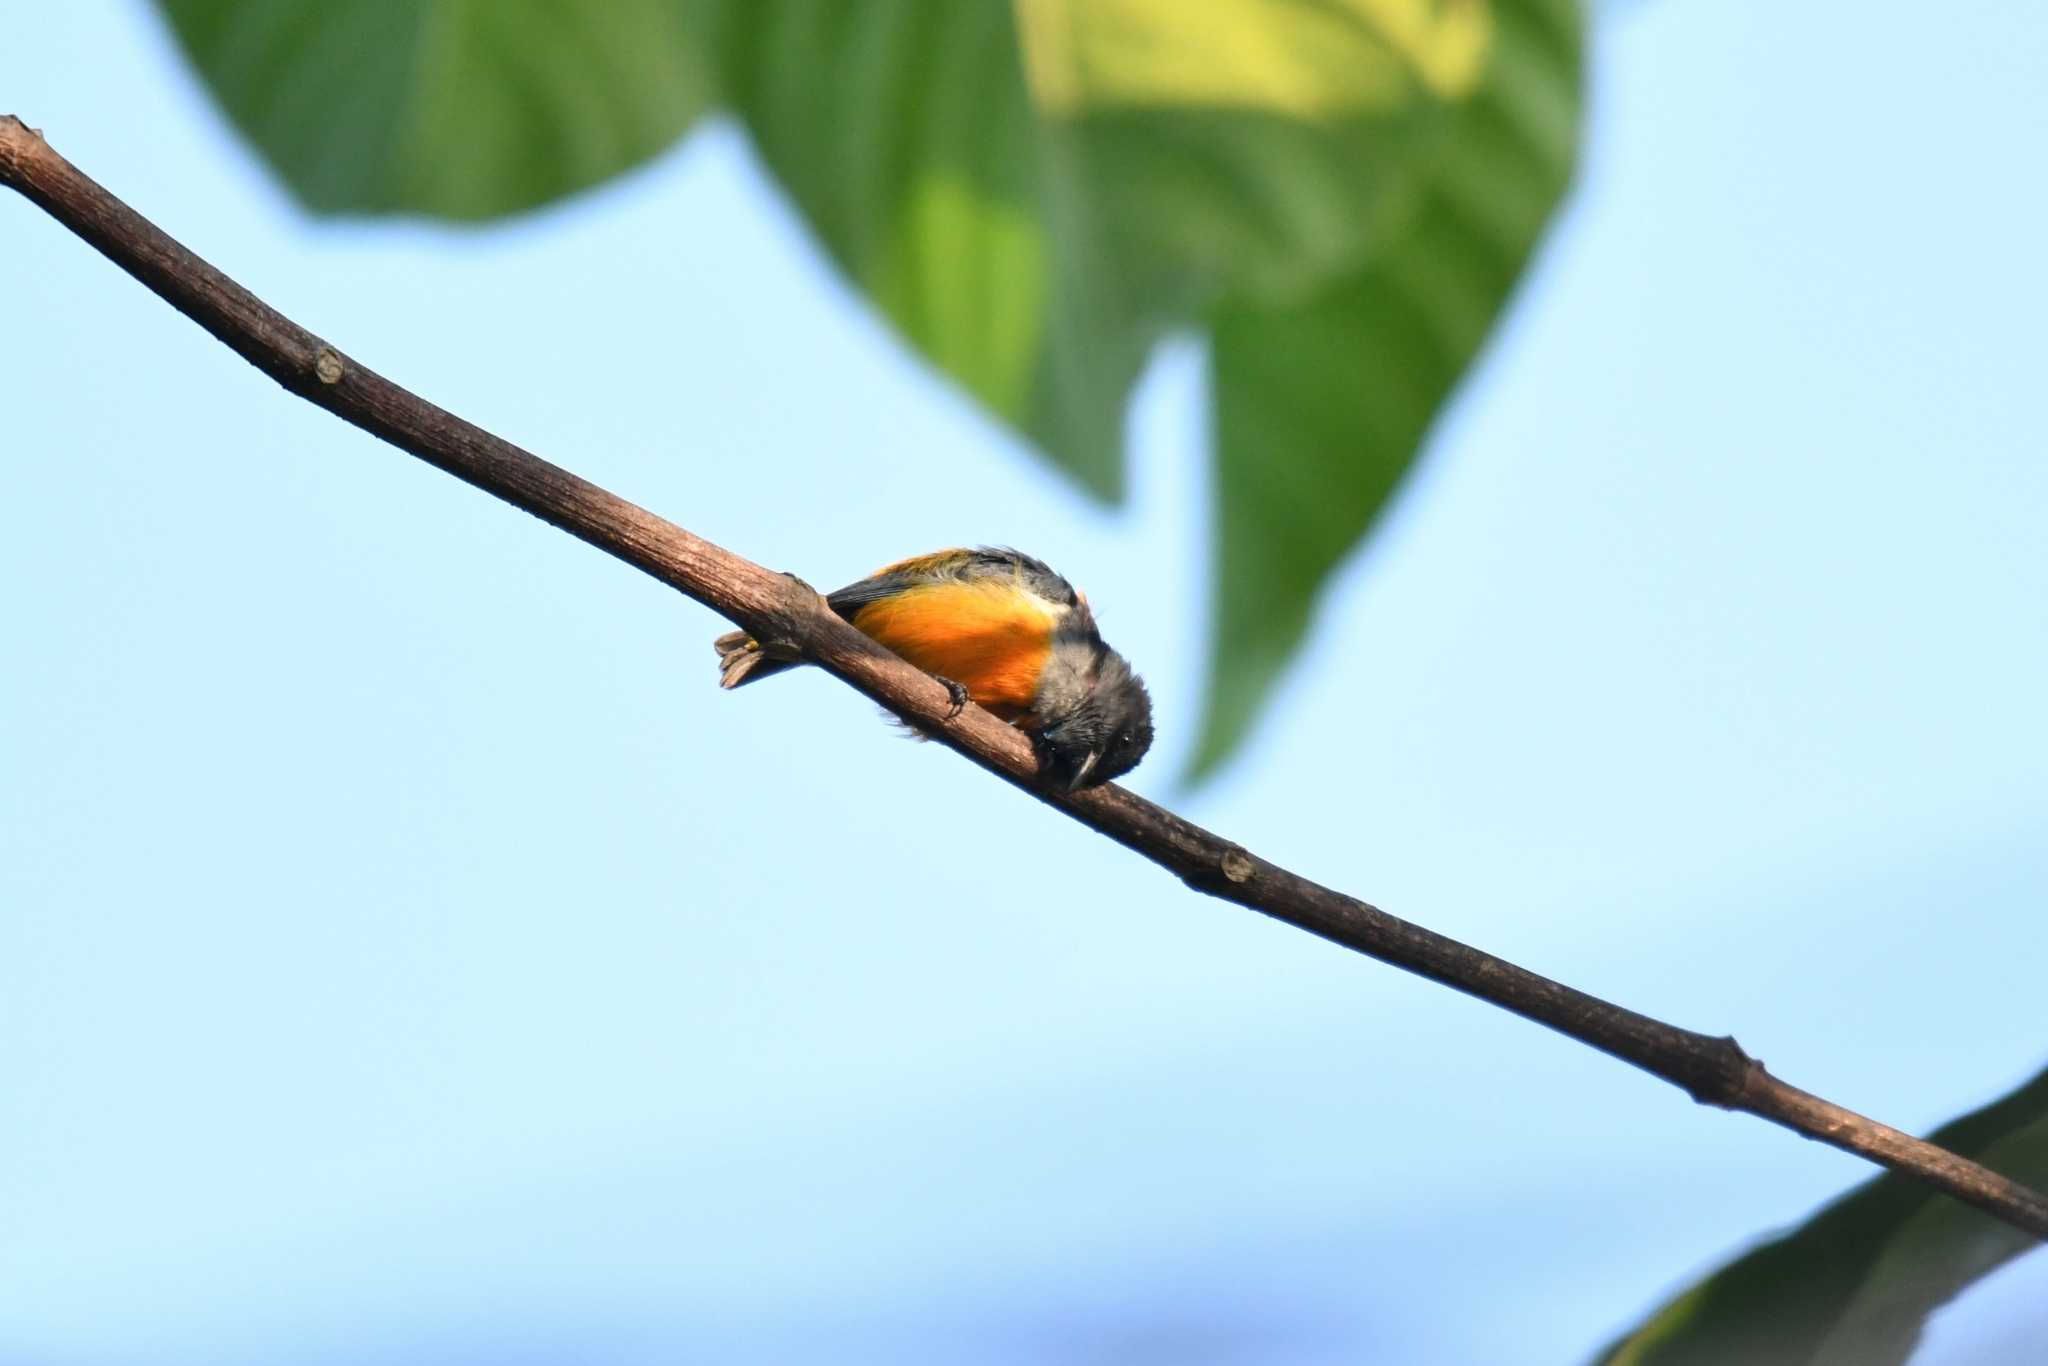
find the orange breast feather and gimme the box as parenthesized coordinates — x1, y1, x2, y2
(851, 580, 1057, 719)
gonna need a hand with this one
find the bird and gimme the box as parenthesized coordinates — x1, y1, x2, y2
(714, 547, 1153, 789)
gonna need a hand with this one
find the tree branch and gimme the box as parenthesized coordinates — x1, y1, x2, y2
(6, 113, 2043, 1241)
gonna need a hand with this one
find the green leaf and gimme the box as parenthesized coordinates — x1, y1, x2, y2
(1194, 0, 1581, 778)
(154, 0, 713, 219)
(1597, 1065, 2048, 1366)
(714, 1, 1502, 498)
(707, 0, 1149, 498)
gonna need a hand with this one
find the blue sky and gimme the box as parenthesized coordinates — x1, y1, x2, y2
(3, 3, 2045, 1363)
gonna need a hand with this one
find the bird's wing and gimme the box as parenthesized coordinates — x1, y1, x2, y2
(824, 548, 976, 618)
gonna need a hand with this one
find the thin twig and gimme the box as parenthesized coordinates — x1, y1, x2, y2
(5, 113, 2043, 1240)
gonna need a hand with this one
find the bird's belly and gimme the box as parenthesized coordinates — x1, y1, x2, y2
(851, 582, 1058, 719)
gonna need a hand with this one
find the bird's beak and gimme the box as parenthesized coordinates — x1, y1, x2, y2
(1065, 749, 1102, 791)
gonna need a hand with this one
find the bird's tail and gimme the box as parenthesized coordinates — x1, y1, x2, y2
(714, 629, 801, 689)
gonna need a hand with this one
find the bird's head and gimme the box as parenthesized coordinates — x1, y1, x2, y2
(1036, 653, 1154, 790)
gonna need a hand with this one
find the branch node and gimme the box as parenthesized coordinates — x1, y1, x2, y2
(1677, 1034, 1762, 1109)
(0, 115, 40, 175)
(746, 570, 827, 657)
(313, 347, 346, 385)
(1220, 847, 1255, 884)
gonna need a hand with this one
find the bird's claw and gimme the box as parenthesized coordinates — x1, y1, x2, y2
(936, 676, 970, 720)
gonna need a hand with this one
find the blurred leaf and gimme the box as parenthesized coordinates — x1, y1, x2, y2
(1016, 0, 1488, 308)
(155, 0, 713, 218)
(1196, 0, 1580, 777)
(153, 0, 1583, 776)
(714, 1, 1507, 498)
(707, 1, 1157, 498)
(1596, 1065, 2048, 1366)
